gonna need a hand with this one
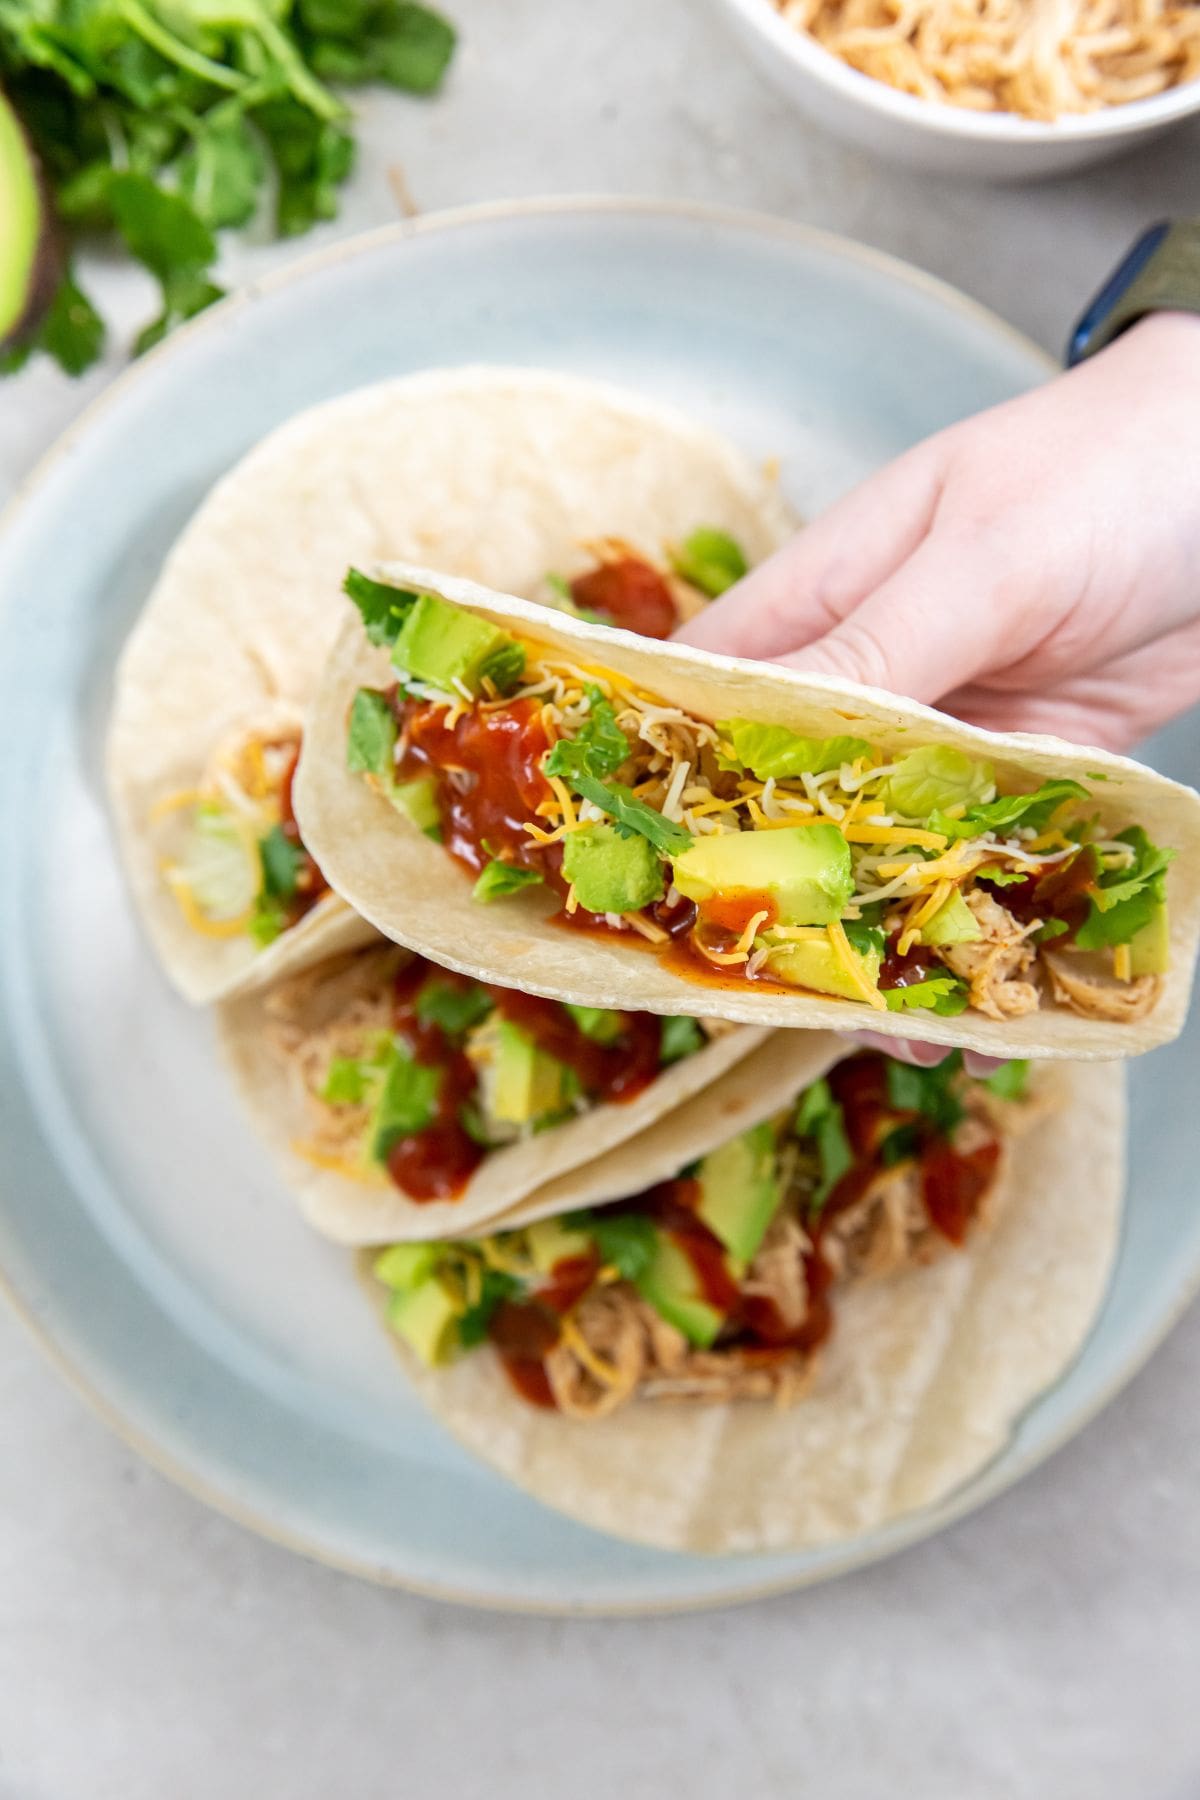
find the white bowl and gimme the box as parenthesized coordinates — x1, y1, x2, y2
(714, 0, 1200, 178)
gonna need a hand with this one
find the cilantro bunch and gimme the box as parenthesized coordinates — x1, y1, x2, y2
(0, 0, 454, 375)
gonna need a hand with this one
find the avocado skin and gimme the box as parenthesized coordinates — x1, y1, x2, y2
(0, 91, 61, 351)
(672, 824, 852, 927)
(695, 1123, 781, 1264)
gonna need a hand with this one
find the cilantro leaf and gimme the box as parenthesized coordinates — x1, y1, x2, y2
(258, 825, 305, 900)
(457, 1268, 521, 1347)
(570, 775, 693, 857)
(543, 687, 630, 784)
(477, 639, 526, 695)
(0, 268, 105, 377)
(883, 976, 970, 1017)
(343, 570, 418, 646)
(472, 861, 544, 903)
(885, 1052, 965, 1134)
(346, 687, 397, 775)
(175, 116, 264, 231)
(568, 1211, 658, 1284)
(845, 919, 885, 958)
(1075, 826, 1173, 951)
(668, 527, 748, 598)
(794, 1077, 853, 1211)
(658, 1015, 704, 1064)
(880, 1122, 922, 1166)
(414, 980, 493, 1037)
(1035, 918, 1070, 944)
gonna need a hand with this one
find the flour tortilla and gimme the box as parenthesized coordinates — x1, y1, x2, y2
(106, 368, 793, 1003)
(297, 564, 1200, 1059)
(218, 945, 834, 1244)
(376, 1059, 1123, 1554)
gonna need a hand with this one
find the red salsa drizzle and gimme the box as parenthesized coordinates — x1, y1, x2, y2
(997, 846, 1097, 941)
(485, 1051, 1004, 1407)
(385, 960, 486, 1202)
(570, 556, 678, 639)
(487, 986, 663, 1105)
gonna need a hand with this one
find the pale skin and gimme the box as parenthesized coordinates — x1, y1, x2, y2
(676, 312, 1200, 1068)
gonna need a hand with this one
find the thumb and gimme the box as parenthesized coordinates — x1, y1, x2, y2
(774, 531, 1018, 706)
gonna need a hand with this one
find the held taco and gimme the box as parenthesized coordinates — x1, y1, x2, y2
(106, 367, 791, 1003)
(296, 564, 1200, 1059)
(364, 1049, 1124, 1554)
(217, 942, 836, 1244)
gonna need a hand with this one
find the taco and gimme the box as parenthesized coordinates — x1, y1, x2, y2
(217, 942, 821, 1243)
(296, 564, 1200, 1059)
(106, 367, 791, 1003)
(365, 1048, 1123, 1553)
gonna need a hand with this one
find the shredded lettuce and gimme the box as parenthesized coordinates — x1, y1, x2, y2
(1074, 827, 1173, 950)
(346, 687, 396, 776)
(929, 778, 1090, 841)
(717, 720, 871, 780)
(565, 1004, 625, 1045)
(886, 1052, 965, 1132)
(984, 1060, 1029, 1100)
(472, 860, 544, 903)
(668, 527, 748, 598)
(567, 1210, 657, 1283)
(258, 824, 304, 900)
(414, 981, 494, 1037)
(370, 1045, 442, 1159)
(478, 639, 526, 695)
(794, 1076, 853, 1211)
(658, 1015, 704, 1064)
(884, 746, 994, 819)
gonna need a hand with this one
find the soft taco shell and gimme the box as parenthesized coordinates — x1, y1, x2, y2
(297, 564, 1200, 1059)
(375, 1059, 1123, 1554)
(107, 368, 792, 1003)
(216, 946, 837, 1244)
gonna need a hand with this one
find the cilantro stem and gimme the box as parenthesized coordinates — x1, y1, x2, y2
(117, 0, 251, 90)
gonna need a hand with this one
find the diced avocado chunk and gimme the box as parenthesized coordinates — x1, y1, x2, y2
(391, 593, 520, 696)
(695, 1122, 782, 1264)
(636, 1232, 726, 1348)
(761, 933, 882, 1000)
(525, 1216, 594, 1276)
(373, 1242, 445, 1291)
(672, 824, 852, 927)
(1129, 900, 1169, 976)
(388, 775, 441, 836)
(562, 822, 664, 914)
(484, 1019, 577, 1127)
(919, 889, 982, 948)
(386, 1279, 460, 1365)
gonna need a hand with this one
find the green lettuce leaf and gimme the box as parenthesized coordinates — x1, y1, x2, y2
(1075, 826, 1173, 951)
(658, 1015, 705, 1064)
(668, 527, 747, 598)
(884, 746, 994, 819)
(718, 720, 871, 780)
(257, 824, 304, 899)
(414, 981, 494, 1037)
(794, 1076, 853, 1211)
(565, 1004, 625, 1045)
(346, 687, 397, 775)
(885, 1052, 965, 1132)
(370, 1044, 442, 1159)
(929, 779, 1090, 842)
(472, 861, 544, 903)
(984, 1060, 1029, 1100)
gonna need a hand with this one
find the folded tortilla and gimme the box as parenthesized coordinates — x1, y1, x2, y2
(216, 943, 839, 1243)
(297, 564, 1200, 1059)
(106, 369, 791, 1003)
(374, 1056, 1123, 1554)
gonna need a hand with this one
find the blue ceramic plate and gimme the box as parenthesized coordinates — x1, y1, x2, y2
(1, 200, 1196, 1615)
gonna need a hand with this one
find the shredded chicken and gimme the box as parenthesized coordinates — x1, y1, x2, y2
(937, 889, 1041, 1020)
(1044, 949, 1161, 1022)
(544, 1285, 652, 1419)
(741, 1214, 811, 1333)
(823, 1163, 931, 1280)
(641, 1348, 815, 1407)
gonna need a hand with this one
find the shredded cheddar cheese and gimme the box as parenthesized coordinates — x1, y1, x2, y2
(826, 921, 887, 1009)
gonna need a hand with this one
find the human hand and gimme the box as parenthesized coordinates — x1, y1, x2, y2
(677, 312, 1200, 754)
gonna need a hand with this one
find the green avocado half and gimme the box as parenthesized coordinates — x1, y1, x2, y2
(0, 91, 57, 352)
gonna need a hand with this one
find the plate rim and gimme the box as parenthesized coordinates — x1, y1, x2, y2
(8, 193, 1168, 1619)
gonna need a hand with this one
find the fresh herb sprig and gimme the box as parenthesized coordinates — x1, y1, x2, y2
(0, 0, 455, 375)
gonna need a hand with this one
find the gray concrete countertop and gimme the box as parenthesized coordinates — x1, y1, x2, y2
(2, 3, 1198, 1794)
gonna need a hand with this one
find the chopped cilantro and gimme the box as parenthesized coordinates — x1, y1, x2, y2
(258, 825, 305, 900)
(1, 0, 454, 375)
(543, 687, 630, 784)
(565, 1004, 625, 1045)
(478, 639, 526, 695)
(1075, 826, 1173, 950)
(880, 1122, 922, 1166)
(845, 919, 886, 958)
(343, 570, 418, 647)
(658, 1015, 705, 1064)
(883, 976, 970, 1017)
(668, 527, 748, 598)
(885, 1053, 965, 1135)
(569, 776, 693, 857)
(414, 980, 493, 1038)
(472, 861, 544, 903)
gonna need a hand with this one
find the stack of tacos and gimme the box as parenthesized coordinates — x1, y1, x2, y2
(107, 366, 1200, 1556)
